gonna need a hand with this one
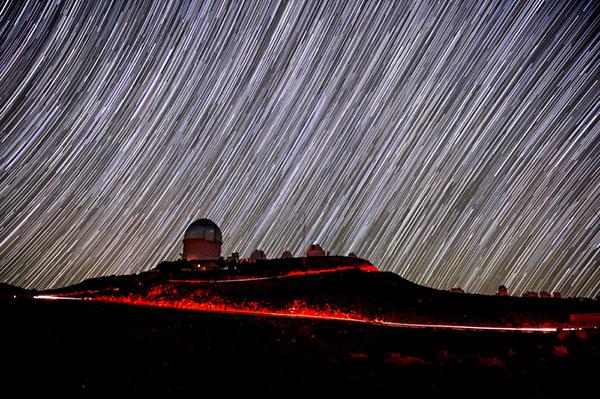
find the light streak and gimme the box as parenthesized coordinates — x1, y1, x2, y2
(33, 295, 83, 301)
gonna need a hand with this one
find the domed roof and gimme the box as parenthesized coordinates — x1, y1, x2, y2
(306, 243, 325, 257)
(250, 249, 266, 260)
(183, 219, 222, 243)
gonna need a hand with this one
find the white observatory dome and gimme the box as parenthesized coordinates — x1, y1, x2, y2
(183, 219, 223, 243)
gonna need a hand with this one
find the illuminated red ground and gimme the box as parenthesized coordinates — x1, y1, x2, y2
(35, 265, 599, 334)
(3, 295, 599, 397)
(3, 261, 600, 397)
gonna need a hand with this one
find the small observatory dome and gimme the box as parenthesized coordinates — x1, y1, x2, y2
(250, 249, 267, 260)
(182, 219, 222, 261)
(306, 243, 325, 257)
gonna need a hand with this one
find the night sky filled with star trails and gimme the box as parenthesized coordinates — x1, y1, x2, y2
(0, 1, 598, 296)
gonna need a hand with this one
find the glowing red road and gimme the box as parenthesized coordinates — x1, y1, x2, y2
(33, 294, 594, 334)
(31, 267, 597, 334)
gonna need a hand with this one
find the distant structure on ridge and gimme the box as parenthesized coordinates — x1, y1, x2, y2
(306, 244, 325, 257)
(250, 249, 267, 260)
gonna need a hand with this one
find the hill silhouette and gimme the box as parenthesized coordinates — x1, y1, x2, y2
(2, 256, 599, 396)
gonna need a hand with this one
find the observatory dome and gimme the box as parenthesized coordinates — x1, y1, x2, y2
(182, 219, 222, 261)
(184, 219, 223, 243)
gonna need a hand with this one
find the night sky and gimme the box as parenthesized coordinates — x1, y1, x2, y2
(0, 1, 598, 296)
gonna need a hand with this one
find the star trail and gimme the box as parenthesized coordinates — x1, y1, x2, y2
(0, 0, 598, 296)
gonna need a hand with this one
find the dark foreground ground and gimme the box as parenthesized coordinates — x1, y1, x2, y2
(2, 298, 598, 397)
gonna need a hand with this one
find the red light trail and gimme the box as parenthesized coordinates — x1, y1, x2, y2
(167, 264, 378, 284)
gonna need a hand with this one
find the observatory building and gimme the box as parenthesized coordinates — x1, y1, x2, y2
(153, 217, 373, 275)
(182, 219, 222, 261)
